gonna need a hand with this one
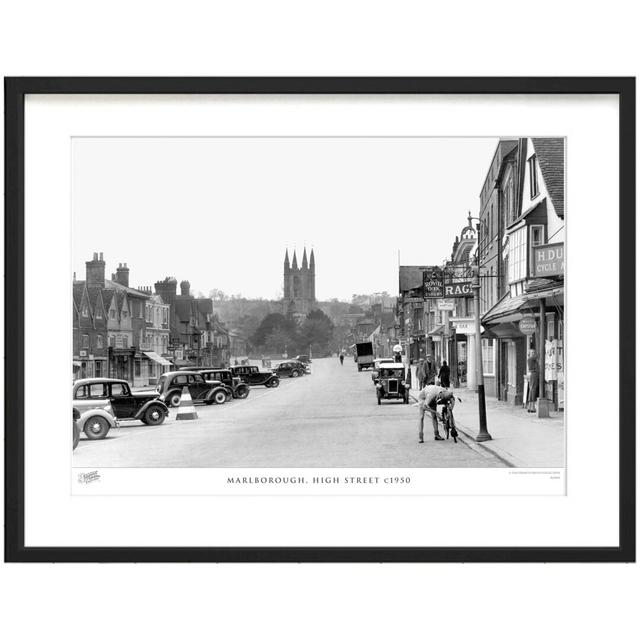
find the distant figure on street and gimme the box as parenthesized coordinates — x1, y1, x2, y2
(394, 351, 402, 363)
(526, 350, 539, 412)
(417, 384, 455, 443)
(416, 358, 425, 390)
(422, 354, 436, 387)
(439, 360, 451, 388)
(234, 359, 239, 365)
(339, 353, 344, 365)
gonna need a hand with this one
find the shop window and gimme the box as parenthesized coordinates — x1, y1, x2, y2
(96, 334, 103, 349)
(95, 360, 102, 377)
(123, 336, 128, 348)
(482, 338, 494, 375)
(508, 227, 528, 283)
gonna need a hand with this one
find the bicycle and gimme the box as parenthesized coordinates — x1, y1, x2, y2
(440, 400, 459, 443)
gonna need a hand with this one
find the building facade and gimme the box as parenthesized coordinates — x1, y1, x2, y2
(481, 137, 565, 410)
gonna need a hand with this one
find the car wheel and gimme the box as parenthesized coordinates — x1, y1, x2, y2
(145, 406, 165, 425)
(83, 416, 110, 440)
(212, 389, 227, 404)
(267, 378, 280, 388)
(291, 370, 300, 378)
(168, 392, 182, 408)
(235, 385, 250, 399)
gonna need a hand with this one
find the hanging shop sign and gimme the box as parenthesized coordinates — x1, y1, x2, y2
(444, 281, 473, 298)
(519, 317, 537, 335)
(532, 242, 564, 277)
(422, 267, 444, 298)
(437, 300, 455, 311)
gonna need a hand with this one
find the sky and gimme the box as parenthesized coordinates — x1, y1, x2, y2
(72, 137, 499, 301)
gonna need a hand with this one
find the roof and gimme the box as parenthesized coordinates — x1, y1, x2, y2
(73, 377, 127, 387)
(105, 279, 150, 299)
(532, 138, 565, 218)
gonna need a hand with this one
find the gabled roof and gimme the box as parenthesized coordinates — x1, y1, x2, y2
(105, 279, 150, 299)
(532, 138, 565, 218)
(102, 289, 115, 311)
(72, 282, 85, 310)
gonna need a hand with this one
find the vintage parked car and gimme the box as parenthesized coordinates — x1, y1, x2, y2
(229, 365, 280, 387)
(374, 362, 409, 405)
(197, 369, 250, 399)
(371, 358, 395, 384)
(272, 360, 308, 378)
(156, 371, 229, 407)
(72, 402, 119, 441)
(73, 378, 168, 433)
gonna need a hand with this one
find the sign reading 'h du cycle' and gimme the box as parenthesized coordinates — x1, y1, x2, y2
(532, 242, 564, 277)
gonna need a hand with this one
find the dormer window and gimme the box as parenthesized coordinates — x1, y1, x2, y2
(82, 305, 89, 317)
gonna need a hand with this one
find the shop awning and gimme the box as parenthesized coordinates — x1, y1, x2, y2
(143, 351, 172, 367)
(482, 294, 527, 325)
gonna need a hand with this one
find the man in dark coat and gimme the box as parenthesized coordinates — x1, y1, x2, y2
(422, 354, 436, 387)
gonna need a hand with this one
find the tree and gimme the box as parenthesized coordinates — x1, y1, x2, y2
(299, 309, 334, 353)
(264, 327, 292, 355)
(251, 313, 297, 348)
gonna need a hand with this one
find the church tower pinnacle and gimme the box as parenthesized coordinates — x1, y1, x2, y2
(291, 250, 298, 269)
(302, 247, 308, 270)
(284, 248, 290, 273)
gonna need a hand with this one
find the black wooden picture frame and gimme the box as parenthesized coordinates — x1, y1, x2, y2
(4, 77, 635, 562)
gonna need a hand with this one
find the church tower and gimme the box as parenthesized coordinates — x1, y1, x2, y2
(283, 247, 316, 319)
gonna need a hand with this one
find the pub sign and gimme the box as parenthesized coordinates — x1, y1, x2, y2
(444, 281, 473, 298)
(422, 267, 444, 298)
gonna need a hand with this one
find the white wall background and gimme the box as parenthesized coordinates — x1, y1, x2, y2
(1, 2, 638, 640)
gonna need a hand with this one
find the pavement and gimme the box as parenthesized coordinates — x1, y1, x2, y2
(74, 358, 506, 468)
(407, 365, 565, 468)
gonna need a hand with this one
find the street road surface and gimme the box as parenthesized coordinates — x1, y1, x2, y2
(73, 358, 505, 468)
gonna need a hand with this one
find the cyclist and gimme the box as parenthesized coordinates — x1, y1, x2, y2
(417, 384, 456, 443)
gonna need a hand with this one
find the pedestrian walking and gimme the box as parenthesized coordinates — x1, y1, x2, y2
(526, 350, 539, 412)
(422, 354, 436, 387)
(416, 358, 425, 389)
(417, 384, 454, 442)
(439, 360, 451, 388)
(339, 353, 344, 365)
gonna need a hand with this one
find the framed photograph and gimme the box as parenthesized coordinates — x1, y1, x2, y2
(5, 77, 635, 562)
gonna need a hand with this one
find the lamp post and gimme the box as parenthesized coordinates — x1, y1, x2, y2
(470, 218, 491, 442)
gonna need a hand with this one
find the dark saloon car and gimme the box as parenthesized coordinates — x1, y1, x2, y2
(229, 365, 280, 387)
(73, 378, 168, 427)
(198, 369, 250, 399)
(272, 360, 308, 378)
(156, 371, 229, 407)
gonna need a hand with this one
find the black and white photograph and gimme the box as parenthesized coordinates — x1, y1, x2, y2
(71, 136, 565, 477)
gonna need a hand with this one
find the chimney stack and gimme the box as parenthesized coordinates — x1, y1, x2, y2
(154, 277, 178, 306)
(86, 252, 106, 289)
(115, 262, 130, 287)
(180, 280, 191, 297)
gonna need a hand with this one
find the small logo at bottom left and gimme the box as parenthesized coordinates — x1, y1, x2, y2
(77, 470, 101, 484)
